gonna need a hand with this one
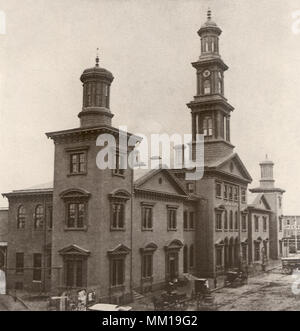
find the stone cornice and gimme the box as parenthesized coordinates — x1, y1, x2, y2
(46, 125, 142, 145)
(192, 57, 228, 71)
(187, 96, 234, 113)
(250, 187, 285, 194)
(204, 168, 251, 184)
(2, 189, 53, 199)
(134, 188, 191, 202)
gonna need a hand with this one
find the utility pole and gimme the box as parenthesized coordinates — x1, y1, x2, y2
(295, 216, 298, 255)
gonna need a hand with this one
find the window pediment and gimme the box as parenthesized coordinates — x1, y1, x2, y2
(164, 239, 184, 251)
(60, 188, 91, 200)
(107, 244, 131, 256)
(59, 244, 90, 256)
(109, 189, 131, 202)
(140, 242, 158, 254)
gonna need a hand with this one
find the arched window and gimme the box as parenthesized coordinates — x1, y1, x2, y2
(86, 83, 92, 107)
(34, 205, 44, 229)
(224, 210, 228, 230)
(229, 211, 233, 230)
(183, 245, 188, 273)
(203, 117, 213, 136)
(218, 79, 222, 94)
(95, 82, 102, 106)
(223, 116, 227, 139)
(17, 205, 26, 229)
(234, 211, 238, 230)
(203, 38, 209, 53)
(204, 80, 211, 95)
(189, 245, 194, 268)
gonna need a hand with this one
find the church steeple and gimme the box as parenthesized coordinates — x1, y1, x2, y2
(187, 10, 235, 163)
(78, 51, 114, 128)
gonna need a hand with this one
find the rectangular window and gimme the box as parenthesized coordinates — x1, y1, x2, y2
(255, 216, 259, 232)
(142, 206, 153, 230)
(223, 116, 227, 140)
(263, 217, 267, 232)
(216, 182, 222, 198)
(112, 203, 125, 230)
(242, 214, 247, 231)
(111, 259, 124, 287)
(234, 187, 238, 201)
(113, 152, 125, 176)
(142, 254, 153, 279)
(189, 212, 195, 230)
(95, 82, 102, 106)
(65, 259, 84, 288)
(229, 186, 233, 201)
(183, 211, 188, 230)
(167, 209, 177, 230)
(33, 253, 42, 282)
(224, 185, 228, 199)
(216, 213, 222, 231)
(16, 253, 24, 274)
(47, 206, 53, 229)
(70, 152, 87, 174)
(241, 189, 247, 203)
(67, 203, 85, 228)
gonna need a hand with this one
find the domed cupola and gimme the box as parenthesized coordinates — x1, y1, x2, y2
(78, 52, 114, 127)
(198, 9, 222, 58)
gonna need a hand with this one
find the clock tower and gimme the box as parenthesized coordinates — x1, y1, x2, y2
(187, 10, 235, 163)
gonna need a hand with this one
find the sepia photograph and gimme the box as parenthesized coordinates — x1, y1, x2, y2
(0, 0, 300, 317)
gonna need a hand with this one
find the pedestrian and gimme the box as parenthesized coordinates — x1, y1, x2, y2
(214, 276, 217, 289)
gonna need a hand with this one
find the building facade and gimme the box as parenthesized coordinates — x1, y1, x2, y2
(1, 11, 288, 302)
(247, 194, 272, 266)
(0, 208, 8, 271)
(173, 10, 252, 278)
(250, 156, 285, 259)
(282, 215, 300, 256)
(3, 188, 52, 292)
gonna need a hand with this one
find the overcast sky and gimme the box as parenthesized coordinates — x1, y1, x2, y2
(0, 0, 299, 214)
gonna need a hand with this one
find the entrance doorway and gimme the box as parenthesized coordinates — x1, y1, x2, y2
(167, 252, 178, 281)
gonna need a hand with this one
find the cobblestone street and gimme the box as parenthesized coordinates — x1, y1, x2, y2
(212, 268, 300, 311)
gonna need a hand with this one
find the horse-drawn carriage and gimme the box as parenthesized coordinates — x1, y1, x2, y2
(194, 278, 215, 311)
(282, 257, 300, 275)
(152, 292, 188, 311)
(224, 270, 248, 287)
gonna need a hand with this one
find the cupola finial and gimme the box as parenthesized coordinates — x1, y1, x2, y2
(207, 8, 212, 20)
(95, 48, 100, 67)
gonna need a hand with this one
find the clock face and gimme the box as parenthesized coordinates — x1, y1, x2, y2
(203, 70, 211, 78)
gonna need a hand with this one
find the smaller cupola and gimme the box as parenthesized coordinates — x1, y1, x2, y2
(78, 50, 114, 128)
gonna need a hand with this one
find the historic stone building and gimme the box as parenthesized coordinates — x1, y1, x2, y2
(172, 10, 252, 277)
(281, 215, 300, 256)
(1, 11, 287, 302)
(3, 186, 52, 292)
(247, 193, 272, 266)
(250, 156, 285, 260)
